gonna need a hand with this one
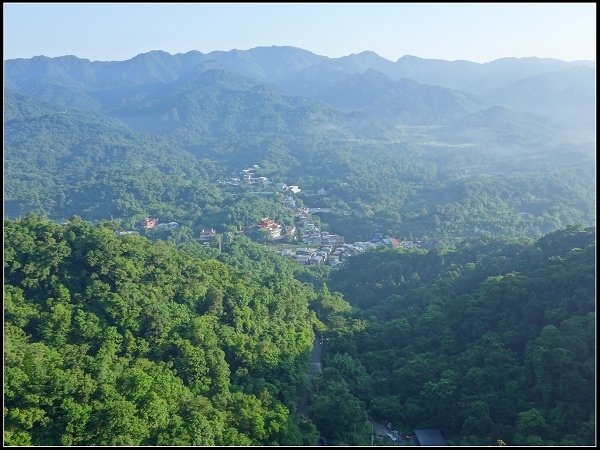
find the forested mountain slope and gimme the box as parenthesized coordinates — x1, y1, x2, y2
(6, 87, 595, 246)
(106, 64, 399, 143)
(6, 48, 594, 133)
(4, 214, 333, 445)
(280, 66, 484, 124)
(322, 225, 595, 445)
(4, 91, 223, 222)
(4, 49, 596, 243)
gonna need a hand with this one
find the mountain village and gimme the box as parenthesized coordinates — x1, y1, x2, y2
(127, 163, 419, 267)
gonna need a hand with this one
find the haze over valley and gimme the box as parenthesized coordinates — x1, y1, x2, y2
(4, 31, 596, 446)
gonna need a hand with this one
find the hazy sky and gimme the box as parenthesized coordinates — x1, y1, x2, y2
(3, 3, 596, 62)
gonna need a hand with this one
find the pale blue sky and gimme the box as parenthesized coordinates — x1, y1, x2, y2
(3, 3, 596, 62)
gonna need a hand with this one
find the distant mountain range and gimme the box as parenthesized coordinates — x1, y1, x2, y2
(279, 66, 485, 124)
(5, 46, 595, 136)
(105, 64, 402, 143)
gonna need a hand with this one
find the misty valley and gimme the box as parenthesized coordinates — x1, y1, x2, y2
(4, 46, 595, 446)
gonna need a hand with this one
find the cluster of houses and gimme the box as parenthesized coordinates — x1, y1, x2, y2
(281, 184, 301, 194)
(116, 164, 419, 267)
(256, 217, 296, 240)
(121, 212, 418, 267)
(217, 164, 307, 195)
(218, 165, 271, 187)
(277, 194, 420, 266)
(298, 220, 343, 247)
(140, 217, 179, 230)
(284, 244, 357, 266)
(282, 237, 418, 267)
(116, 217, 179, 236)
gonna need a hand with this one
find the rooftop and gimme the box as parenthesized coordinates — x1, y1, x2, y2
(414, 429, 447, 446)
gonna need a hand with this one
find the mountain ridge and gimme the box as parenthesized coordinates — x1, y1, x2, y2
(6, 46, 593, 132)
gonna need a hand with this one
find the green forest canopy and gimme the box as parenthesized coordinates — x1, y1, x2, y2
(4, 214, 335, 445)
(5, 215, 594, 446)
(322, 225, 595, 446)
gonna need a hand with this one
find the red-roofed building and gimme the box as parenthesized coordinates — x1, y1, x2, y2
(257, 217, 283, 239)
(388, 238, 400, 248)
(142, 217, 159, 229)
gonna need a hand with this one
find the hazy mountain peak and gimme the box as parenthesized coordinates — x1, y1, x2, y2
(348, 50, 383, 58)
(130, 49, 174, 61)
(336, 50, 388, 61)
(396, 54, 422, 62)
(247, 44, 323, 55)
(53, 54, 92, 63)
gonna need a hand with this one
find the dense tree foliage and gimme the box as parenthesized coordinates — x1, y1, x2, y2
(287, 136, 595, 243)
(5, 56, 596, 245)
(4, 48, 596, 446)
(326, 225, 595, 445)
(4, 214, 322, 445)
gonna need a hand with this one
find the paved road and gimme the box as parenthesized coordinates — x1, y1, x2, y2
(297, 334, 323, 417)
(310, 334, 323, 372)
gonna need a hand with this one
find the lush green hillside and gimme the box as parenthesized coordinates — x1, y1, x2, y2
(3, 47, 596, 448)
(4, 91, 227, 225)
(285, 135, 595, 242)
(5, 89, 595, 245)
(4, 214, 330, 445)
(107, 65, 400, 145)
(4, 50, 596, 244)
(281, 66, 484, 124)
(324, 225, 595, 445)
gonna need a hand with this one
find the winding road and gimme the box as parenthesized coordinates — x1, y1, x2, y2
(296, 335, 392, 445)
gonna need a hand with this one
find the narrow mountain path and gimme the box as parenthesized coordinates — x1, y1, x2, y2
(296, 333, 323, 417)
